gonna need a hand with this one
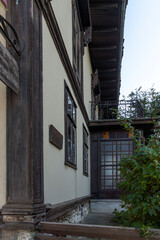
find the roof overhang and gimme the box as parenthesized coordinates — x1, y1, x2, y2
(89, 0, 128, 101)
(89, 118, 154, 138)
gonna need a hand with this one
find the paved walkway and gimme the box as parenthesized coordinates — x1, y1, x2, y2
(82, 200, 122, 226)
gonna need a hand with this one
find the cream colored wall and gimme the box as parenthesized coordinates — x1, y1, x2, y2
(83, 47, 92, 118)
(76, 112, 90, 198)
(51, 0, 72, 63)
(50, 0, 92, 117)
(0, 7, 6, 208)
(43, 18, 91, 204)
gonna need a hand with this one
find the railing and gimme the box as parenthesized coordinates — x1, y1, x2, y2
(91, 100, 145, 120)
(36, 222, 160, 240)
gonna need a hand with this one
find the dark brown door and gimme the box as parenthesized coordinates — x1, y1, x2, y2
(100, 139, 133, 199)
(91, 131, 134, 199)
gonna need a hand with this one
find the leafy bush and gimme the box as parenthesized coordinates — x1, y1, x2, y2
(113, 113, 160, 238)
(121, 87, 160, 118)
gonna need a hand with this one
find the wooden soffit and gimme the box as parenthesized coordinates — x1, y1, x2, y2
(89, 0, 127, 102)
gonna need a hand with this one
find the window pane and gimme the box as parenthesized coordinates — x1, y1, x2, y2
(67, 122, 72, 162)
(72, 126, 76, 164)
(73, 106, 76, 121)
(100, 139, 133, 190)
(101, 142, 105, 151)
(101, 154, 104, 164)
(105, 144, 112, 151)
(83, 126, 88, 174)
(105, 168, 112, 176)
(72, 0, 82, 86)
(67, 95, 72, 116)
(105, 155, 112, 163)
(65, 86, 77, 168)
(121, 144, 129, 151)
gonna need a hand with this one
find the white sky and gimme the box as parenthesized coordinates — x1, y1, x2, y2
(120, 0, 160, 98)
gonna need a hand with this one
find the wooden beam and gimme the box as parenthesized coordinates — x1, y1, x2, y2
(90, 0, 119, 2)
(0, 41, 19, 94)
(38, 222, 160, 240)
(100, 84, 116, 90)
(2, 0, 45, 217)
(99, 68, 116, 73)
(93, 58, 116, 63)
(91, 3, 119, 9)
(100, 79, 116, 83)
(102, 89, 116, 93)
(90, 45, 117, 51)
(93, 27, 118, 33)
(89, 119, 155, 129)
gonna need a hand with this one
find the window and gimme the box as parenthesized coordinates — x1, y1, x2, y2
(65, 83, 77, 169)
(100, 139, 133, 190)
(83, 125, 88, 176)
(72, 0, 83, 89)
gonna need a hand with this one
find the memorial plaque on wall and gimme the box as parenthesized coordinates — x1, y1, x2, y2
(49, 125, 63, 150)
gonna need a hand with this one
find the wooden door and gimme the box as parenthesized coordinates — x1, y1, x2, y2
(91, 130, 134, 199)
(100, 139, 133, 199)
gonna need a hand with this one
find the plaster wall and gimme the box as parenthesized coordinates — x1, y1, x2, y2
(51, 0, 72, 63)
(0, 7, 6, 208)
(43, 17, 91, 205)
(83, 47, 92, 118)
(50, 0, 92, 117)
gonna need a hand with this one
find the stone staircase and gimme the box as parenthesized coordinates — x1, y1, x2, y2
(82, 199, 122, 226)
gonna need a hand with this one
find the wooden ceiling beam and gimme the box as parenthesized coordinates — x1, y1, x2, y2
(99, 68, 116, 73)
(101, 97, 117, 101)
(90, 0, 119, 3)
(93, 27, 118, 33)
(90, 0, 119, 2)
(90, 45, 117, 51)
(101, 89, 116, 94)
(100, 85, 116, 90)
(102, 89, 116, 92)
(100, 79, 116, 83)
(90, 3, 119, 9)
(92, 58, 116, 64)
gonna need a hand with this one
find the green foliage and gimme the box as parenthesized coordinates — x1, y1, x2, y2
(113, 88, 160, 238)
(126, 87, 160, 118)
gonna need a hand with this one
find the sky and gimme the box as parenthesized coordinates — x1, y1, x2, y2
(120, 0, 160, 98)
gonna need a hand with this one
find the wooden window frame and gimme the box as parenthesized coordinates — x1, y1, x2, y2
(65, 82, 77, 169)
(83, 124, 89, 176)
(72, 0, 83, 93)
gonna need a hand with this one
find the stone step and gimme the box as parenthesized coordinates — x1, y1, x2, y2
(90, 199, 122, 213)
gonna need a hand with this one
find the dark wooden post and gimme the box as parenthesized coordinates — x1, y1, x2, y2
(2, 0, 45, 222)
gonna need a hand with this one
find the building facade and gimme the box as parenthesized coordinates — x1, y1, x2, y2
(0, 0, 127, 239)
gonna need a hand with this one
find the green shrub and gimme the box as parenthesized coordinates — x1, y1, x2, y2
(113, 116, 160, 238)
(122, 87, 160, 118)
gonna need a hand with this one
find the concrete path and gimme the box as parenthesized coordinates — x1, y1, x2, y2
(82, 199, 122, 226)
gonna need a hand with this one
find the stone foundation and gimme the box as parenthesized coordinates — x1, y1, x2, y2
(55, 202, 89, 224)
(0, 230, 35, 240)
(0, 199, 90, 239)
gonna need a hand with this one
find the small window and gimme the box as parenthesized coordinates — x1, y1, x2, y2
(72, 0, 83, 89)
(83, 125, 89, 176)
(65, 83, 77, 169)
